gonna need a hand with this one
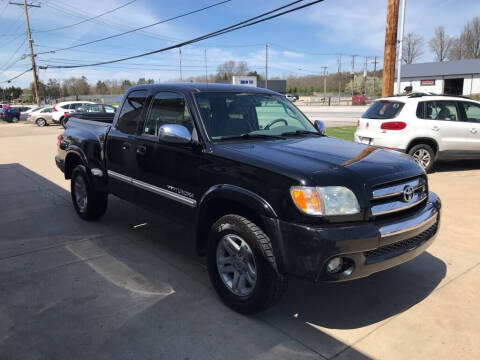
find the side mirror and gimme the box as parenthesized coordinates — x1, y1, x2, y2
(314, 120, 326, 136)
(158, 124, 192, 144)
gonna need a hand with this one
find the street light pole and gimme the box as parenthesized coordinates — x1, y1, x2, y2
(396, 0, 406, 95)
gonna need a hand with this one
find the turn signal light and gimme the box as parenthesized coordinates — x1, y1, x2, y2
(381, 121, 407, 130)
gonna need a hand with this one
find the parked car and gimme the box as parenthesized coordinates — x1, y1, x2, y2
(0, 107, 21, 123)
(52, 101, 95, 126)
(29, 107, 54, 126)
(20, 106, 44, 121)
(355, 94, 480, 172)
(62, 103, 117, 128)
(56, 83, 441, 314)
(285, 94, 296, 102)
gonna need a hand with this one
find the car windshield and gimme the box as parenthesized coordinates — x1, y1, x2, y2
(362, 101, 404, 119)
(195, 92, 316, 140)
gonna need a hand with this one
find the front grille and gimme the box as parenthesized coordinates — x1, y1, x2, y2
(365, 221, 438, 263)
(370, 176, 428, 218)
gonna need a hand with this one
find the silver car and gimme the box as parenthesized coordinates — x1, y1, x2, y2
(30, 107, 54, 126)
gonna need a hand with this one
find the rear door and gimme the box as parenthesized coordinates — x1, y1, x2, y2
(459, 101, 480, 156)
(133, 91, 199, 222)
(39, 107, 53, 122)
(425, 100, 467, 153)
(105, 90, 148, 201)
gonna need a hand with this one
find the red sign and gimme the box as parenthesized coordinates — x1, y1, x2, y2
(421, 79, 435, 86)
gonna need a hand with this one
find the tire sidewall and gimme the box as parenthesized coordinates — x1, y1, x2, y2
(408, 144, 435, 172)
(71, 165, 90, 219)
(207, 216, 274, 314)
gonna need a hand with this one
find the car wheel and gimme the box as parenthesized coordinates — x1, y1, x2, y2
(11, 116, 19, 123)
(408, 144, 435, 172)
(71, 165, 108, 220)
(36, 118, 47, 127)
(207, 214, 287, 314)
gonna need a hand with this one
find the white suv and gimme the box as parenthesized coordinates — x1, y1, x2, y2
(354, 94, 480, 171)
(52, 101, 95, 126)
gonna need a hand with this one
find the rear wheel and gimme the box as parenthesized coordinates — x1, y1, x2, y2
(408, 144, 435, 172)
(71, 165, 108, 220)
(207, 214, 287, 314)
(11, 116, 19, 123)
(36, 118, 47, 127)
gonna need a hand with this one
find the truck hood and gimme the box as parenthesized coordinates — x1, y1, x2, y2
(214, 136, 423, 187)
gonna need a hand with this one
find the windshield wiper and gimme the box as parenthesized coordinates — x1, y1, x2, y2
(217, 133, 286, 141)
(280, 130, 322, 136)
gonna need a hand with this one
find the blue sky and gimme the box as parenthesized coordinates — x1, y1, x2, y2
(0, 0, 479, 88)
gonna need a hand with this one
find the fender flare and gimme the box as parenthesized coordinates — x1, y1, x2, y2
(197, 184, 278, 220)
(64, 147, 88, 178)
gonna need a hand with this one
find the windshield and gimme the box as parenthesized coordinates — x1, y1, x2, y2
(362, 101, 404, 119)
(195, 92, 316, 140)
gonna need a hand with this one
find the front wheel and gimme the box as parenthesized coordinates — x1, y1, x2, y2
(71, 165, 108, 220)
(408, 144, 435, 172)
(207, 214, 287, 314)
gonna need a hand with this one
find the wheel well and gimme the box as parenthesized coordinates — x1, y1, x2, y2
(64, 153, 83, 179)
(407, 138, 438, 155)
(196, 198, 266, 256)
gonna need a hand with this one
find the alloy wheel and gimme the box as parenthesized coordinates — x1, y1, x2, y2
(412, 148, 431, 169)
(73, 175, 88, 212)
(216, 234, 257, 297)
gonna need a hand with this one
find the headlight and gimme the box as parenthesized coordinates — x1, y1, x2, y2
(290, 186, 360, 216)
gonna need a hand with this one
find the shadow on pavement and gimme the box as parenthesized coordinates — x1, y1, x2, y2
(433, 159, 479, 173)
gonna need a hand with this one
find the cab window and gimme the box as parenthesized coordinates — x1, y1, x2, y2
(143, 92, 193, 136)
(116, 90, 148, 134)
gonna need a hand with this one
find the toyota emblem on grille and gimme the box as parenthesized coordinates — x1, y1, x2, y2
(402, 185, 414, 202)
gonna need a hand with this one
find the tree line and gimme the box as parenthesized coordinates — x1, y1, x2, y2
(403, 16, 480, 63)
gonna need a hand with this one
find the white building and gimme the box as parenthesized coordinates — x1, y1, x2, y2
(396, 59, 480, 96)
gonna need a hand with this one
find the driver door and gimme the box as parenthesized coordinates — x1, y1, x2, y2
(133, 91, 200, 222)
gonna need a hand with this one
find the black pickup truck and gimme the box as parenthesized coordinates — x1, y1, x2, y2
(56, 83, 441, 313)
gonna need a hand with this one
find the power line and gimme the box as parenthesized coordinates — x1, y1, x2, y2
(39, 0, 324, 70)
(33, 0, 136, 33)
(35, 0, 232, 55)
(0, 67, 32, 83)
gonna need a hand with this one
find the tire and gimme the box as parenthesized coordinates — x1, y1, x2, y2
(207, 214, 287, 314)
(71, 165, 108, 220)
(408, 144, 435, 172)
(36, 118, 47, 127)
(11, 116, 19, 123)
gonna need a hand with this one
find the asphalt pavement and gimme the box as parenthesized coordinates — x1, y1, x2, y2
(0, 121, 479, 359)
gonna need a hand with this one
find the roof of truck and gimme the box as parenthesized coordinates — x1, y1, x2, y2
(128, 82, 279, 94)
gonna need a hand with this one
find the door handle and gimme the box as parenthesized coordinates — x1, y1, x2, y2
(121, 142, 131, 150)
(432, 126, 440, 131)
(471, 128, 478, 134)
(136, 145, 147, 155)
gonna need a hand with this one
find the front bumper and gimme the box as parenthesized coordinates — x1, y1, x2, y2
(276, 192, 441, 282)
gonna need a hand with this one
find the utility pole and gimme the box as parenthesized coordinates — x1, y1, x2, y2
(265, 43, 269, 90)
(382, 0, 399, 97)
(372, 56, 379, 94)
(337, 53, 342, 103)
(321, 66, 328, 99)
(363, 56, 368, 95)
(10, 1, 40, 105)
(204, 48, 208, 83)
(350, 55, 356, 98)
(396, 0, 406, 95)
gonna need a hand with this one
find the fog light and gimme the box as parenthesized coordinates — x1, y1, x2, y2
(326, 257, 344, 274)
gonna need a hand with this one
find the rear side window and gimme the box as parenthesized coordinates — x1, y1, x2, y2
(143, 92, 193, 136)
(416, 102, 425, 118)
(116, 90, 148, 134)
(362, 101, 404, 119)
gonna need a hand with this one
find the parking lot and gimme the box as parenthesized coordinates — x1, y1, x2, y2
(1, 121, 479, 359)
